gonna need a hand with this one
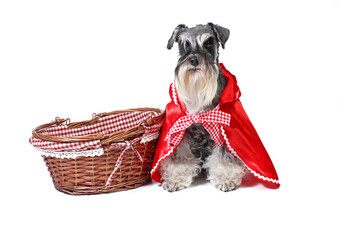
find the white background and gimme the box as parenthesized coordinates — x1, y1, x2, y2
(1, 0, 359, 239)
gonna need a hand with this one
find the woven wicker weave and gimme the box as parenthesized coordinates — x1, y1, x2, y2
(31, 108, 164, 195)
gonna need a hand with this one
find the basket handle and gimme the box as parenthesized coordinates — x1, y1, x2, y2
(32, 108, 163, 144)
(100, 111, 165, 145)
(146, 111, 165, 126)
(33, 117, 68, 132)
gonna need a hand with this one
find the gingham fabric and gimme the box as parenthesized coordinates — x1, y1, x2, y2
(165, 107, 231, 147)
(30, 111, 162, 153)
(30, 138, 103, 152)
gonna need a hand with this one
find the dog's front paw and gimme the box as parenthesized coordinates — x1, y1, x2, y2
(162, 181, 189, 192)
(214, 181, 237, 192)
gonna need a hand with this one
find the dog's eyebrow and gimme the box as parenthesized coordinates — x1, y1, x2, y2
(178, 33, 196, 48)
(196, 33, 211, 46)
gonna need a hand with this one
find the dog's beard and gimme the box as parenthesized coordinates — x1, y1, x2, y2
(175, 61, 218, 114)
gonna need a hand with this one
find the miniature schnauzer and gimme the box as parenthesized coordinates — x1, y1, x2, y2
(159, 23, 246, 192)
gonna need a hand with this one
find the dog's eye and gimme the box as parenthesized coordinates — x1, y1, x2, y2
(184, 40, 191, 51)
(179, 40, 192, 54)
(204, 37, 215, 48)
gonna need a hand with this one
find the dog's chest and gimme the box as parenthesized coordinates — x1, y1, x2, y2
(185, 123, 215, 160)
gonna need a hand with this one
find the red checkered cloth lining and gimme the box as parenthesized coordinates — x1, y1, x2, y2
(165, 107, 231, 147)
(30, 111, 162, 152)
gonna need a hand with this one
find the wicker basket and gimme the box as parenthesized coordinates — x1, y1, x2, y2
(30, 108, 164, 195)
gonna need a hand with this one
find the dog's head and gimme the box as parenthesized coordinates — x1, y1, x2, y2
(167, 23, 229, 70)
(167, 23, 230, 113)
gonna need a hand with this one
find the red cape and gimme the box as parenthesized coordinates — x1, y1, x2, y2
(151, 63, 280, 187)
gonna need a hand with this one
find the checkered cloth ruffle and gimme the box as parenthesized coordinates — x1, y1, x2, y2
(30, 111, 162, 153)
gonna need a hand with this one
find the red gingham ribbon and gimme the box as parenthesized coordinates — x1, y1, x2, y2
(105, 137, 143, 189)
(165, 108, 231, 147)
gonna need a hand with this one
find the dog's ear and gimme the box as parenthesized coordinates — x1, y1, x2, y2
(208, 23, 230, 49)
(167, 24, 188, 50)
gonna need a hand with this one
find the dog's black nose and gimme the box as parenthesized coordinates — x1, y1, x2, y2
(189, 56, 199, 67)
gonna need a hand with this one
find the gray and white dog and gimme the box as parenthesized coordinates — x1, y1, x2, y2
(159, 23, 246, 192)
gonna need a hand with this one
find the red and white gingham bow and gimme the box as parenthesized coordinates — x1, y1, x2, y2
(165, 108, 231, 147)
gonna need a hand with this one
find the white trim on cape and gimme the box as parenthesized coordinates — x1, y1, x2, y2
(220, 126, 280, 185)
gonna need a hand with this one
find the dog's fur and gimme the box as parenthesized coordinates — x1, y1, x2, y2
(160, 23, 246, 192)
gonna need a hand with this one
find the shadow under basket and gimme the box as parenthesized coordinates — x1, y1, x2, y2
(30, 108, 164, 195)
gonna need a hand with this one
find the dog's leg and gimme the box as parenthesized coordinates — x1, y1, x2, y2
(159, 137, 203, 192)
(204, 145, 246, 192)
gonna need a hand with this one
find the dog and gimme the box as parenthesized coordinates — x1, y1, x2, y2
(158, 23, 247, 192)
